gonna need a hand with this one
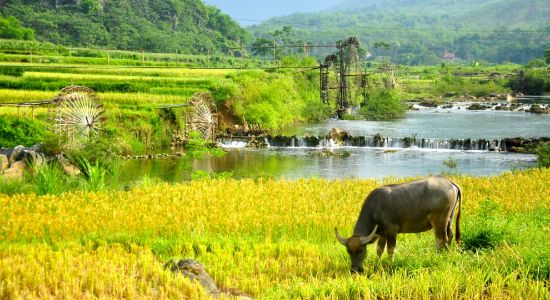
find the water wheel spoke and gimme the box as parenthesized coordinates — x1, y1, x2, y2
(49, 86, 104, 149)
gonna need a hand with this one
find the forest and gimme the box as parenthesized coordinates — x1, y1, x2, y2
(0, 0, 249, 54)
(1, 0, 548, 65)
(249, 0, 549, 65)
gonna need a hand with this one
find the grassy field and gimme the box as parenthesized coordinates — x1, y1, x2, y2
(0, 169, 548, 299)
(0, 63, 325, 152)
(0, 56, 543, 153)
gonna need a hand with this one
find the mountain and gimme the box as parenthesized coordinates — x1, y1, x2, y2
(249, 0, 550, 64)
(204, 0, 348, 25)
(333, 0, 496, 15)
(0, 0, 249, 54)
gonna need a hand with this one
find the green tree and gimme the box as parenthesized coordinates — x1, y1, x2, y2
(536, 144, 550, 168)
(251, 38, 274, 57)
(359, 90, 406, 120)
(80, 0, 99, 14)
(0, 16, 34, 40)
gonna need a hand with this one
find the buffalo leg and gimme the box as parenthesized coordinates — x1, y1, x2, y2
(434, 223, 449, 251)
(386, 234, 397, 261)
(377, 236, 386, 258)
(446, 218, 453, 246)
(447, 205, 457, 246)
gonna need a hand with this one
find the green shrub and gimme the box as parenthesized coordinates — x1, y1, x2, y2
(34, 163, 68, 196)
(0, 116, 48, 148)
(508, 70, 549, 95)
(359, 90, 406, 120)
(536, 143, 550, 168)
(77, 157, 107, 192)
(229, 71, 312, 130)
(0, 16, 34, 40)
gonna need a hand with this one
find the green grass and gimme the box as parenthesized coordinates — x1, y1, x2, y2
(0, 57, 539, 154)
(0, 170, 548, 298)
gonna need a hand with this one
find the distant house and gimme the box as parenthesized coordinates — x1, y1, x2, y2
(365, 51, 372, 60)
(443, 50, 456, 61)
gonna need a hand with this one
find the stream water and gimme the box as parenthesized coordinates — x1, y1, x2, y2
(120, 107, 550, 183)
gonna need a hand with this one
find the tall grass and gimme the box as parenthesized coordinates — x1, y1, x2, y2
(0, 169, 548, 298)
(33, 163, 67, 196)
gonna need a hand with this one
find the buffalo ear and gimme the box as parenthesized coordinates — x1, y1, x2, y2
(334, 227, 347, 245)
(360, 225, 378, 245)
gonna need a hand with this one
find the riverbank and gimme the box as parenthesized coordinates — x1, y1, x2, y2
(1, 169, 548, 298)
(0, 61, 548, 154)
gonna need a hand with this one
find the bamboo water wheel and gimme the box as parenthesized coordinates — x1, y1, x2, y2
(49, 85, 105, 148)
(321, 54, 340, 104)
(185, 92, 218, 140)
(320, 37, 367, 113)
(342, 36, 364, 107)
(380, 65, 405, 92)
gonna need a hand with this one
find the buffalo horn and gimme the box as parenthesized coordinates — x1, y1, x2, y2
(334, 227, 347, 245)
(360, 225, 379, 245)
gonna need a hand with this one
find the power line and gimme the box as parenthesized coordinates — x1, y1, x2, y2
(236, 18, 550, 34)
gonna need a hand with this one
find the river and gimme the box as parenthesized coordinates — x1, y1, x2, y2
(120, 107, 550, 183)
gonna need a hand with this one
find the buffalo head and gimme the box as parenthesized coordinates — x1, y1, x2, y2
(335, 225, 378, 273)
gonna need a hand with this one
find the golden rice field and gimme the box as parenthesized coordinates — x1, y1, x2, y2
(0, 169, 549, 299)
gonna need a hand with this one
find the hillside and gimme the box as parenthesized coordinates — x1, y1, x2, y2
(332, 0, 548, 28)
(249, 0, 550, 65)
(0, 0, 249, 54)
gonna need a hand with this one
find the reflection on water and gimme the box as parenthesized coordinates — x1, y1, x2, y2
(120, 110, 546, 184)
(120, 148, 536, 183)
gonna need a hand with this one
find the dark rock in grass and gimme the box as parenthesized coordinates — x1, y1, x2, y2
(55, 154, 81, 176)
(166, 259, 220, 297)
(165, 259, 254, 299)
(0, 154, 8, 172)
(7, 145, 26, 164)
(2, 161, 27, 179)
(16, 150, 46, 168)
(29, 143, 44, 153)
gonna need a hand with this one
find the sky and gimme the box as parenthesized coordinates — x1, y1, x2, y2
(203, 0, 346, 25)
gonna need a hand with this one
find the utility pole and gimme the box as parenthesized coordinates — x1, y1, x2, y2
(175, 49, 179, 68)
(303, 42, 308, 58)
(241, 44, 245, 69)
(272, 40, 276, 62)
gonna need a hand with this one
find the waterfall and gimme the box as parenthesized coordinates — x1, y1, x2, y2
(261, 135, 506, 151)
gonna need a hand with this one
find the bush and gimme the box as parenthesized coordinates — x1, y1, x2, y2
(34, 163, 68, 196)
(508, 70, 549, 95)
(0, 116, 48, 148)
(0, 16, 34, 40)
(536, 143, 550, 168)
(359, 90, 406, 120)
(229, 71, 312, 130)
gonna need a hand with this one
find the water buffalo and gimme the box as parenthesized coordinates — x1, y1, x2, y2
(335, 176, 462, 273)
